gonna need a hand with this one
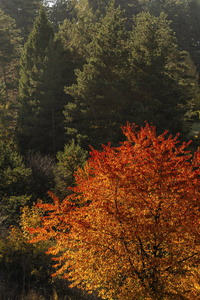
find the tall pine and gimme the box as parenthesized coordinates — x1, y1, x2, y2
(64, 1, 129, 149)
(127, 12, 196, 137)
(0, 10, 22, 141)
(17, 6, 54, 154)
(34, 35, 75, 155)
(147, 0, 200, 80)
(17, 6, 74, 155)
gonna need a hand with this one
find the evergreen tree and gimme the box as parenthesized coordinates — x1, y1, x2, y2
(28, 36, 73, 155)
(64, 1, 130, 149)
(87, 0, 144, 28)
(0, 10, 22, 141)
(147, 0, 200, 80)
(58, 0, 97, 66)
(64, 8, 197, 149)
(186, 0, 200, 76)
(127, 12, 196, 137)
(0, 141, 31, 226)
(0, 0, 42, 41)
(0, 80, 10, 141)
(17, 6, 75, 155)
(54, 140, 87, 200)
(17, 6, 54, 154)
(47, 0, 77, 31)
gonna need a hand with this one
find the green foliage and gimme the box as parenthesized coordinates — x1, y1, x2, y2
(87, 0, 145, 28)
(36, 35, 75, 155)
(0, 80, 9, 140)
(17, 6, 54, 154)
(127, 12, 196, 137)
(19, 6, 54, 101)
(147, 0, 200, 80)
(0, 226, 53, 299)
(58, 0, 97, 66)
(54, 140, 88, 200)
(65, 6, 197, 150)
(0, 142, 30, 196)
(17, 6, 75, 155)
(65, 1, 130, 149)
(47, 0, 77, 31)
(0, 79, 17, 143)
(0, 9, 22, 69)
(0, 10, 22, 140)
(0, 141, 31, 226)
(0, 0, 42, 41)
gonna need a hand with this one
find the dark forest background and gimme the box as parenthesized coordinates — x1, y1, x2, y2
(1, 0, 200, 298)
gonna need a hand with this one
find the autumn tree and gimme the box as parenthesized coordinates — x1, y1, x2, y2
(30, 123, 200, 300)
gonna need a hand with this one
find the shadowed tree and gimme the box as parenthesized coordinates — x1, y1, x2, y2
(17, 6, 54, 154)
(0, 0, 42, 41)
(0, 10, 22, 141)
(17, 6, 75, 155)
(126, 12, 196, 138)
(64, 1, 130, 150)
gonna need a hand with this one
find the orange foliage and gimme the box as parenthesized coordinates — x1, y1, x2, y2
(10, 203, 44, 249)
(29, 123, 200, 300)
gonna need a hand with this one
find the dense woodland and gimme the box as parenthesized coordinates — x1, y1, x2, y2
(1, 0, 200, 299)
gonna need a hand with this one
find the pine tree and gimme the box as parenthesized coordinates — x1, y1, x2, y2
(58, 0, 97, 66)
(17, 6, 54, 154)
(64, 1, 130, 149)
(0, 141, 31, 226)
(127, 12, 196, 138)
(17, 6, 75, 155)
(47, 0, 77, 32)
(0, 10, 22, 141)
(147, 0, 200, 80)
(33, 35, 75, 155)
(64, 8, 197, 149)
(87, 0, 144, 28)
(54, 140, 87, 200)
(0, 0, 42, 41)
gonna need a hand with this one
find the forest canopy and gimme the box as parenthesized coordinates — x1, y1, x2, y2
(1, 0, 200, 299)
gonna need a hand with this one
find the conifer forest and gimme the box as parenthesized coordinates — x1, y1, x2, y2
(1, 0, 200, 299)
